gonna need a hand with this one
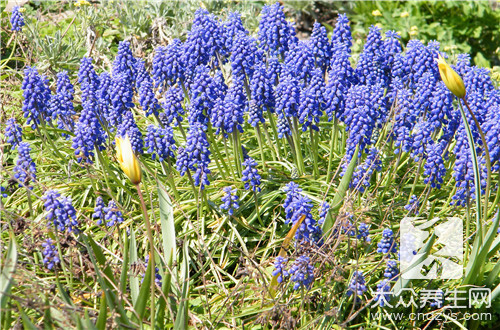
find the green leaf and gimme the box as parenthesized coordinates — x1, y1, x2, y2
(0, 235, 17, 310)
(129, 229, 140, 306)
(133, 256, 152, 321)
(96, 293, 107, 330)
(174, 240, 190, 330)
(16, 302, 37, 330)
(159, 185, 177, 268)
(393, 233, 436, 297)
(322, 144, 360, 235)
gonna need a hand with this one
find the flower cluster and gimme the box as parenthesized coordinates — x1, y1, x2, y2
(93, 197, 124, 227)
(10, 6, 25, 32)
(241, 157, 262, 192)
(43, 190, 79, 233)
(377, 228, 398, 255)
(145, 125, 176, 162)
(21, 67, 51, 129)
(42, 239, 60, 270)
(346, 271, 367, 301)
(5, 118, 23, 148)
(220, 186, 239, 216)
(13, 142, 36, 188)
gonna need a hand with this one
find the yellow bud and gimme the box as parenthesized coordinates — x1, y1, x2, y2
(436, 54, 466, 99)
(372, 10, 382, 17)
(400, 11, 409, 18)
(115, 135, 142, 185)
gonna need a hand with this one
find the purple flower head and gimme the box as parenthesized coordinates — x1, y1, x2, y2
(298, 68, 326, 132)
(384, 259, 399, 280)
(355, 25, 385, 86)
(249, 62, 274, 126)
(241, 157, 261, 192)
(145, 124, 176, 162)
(231, 31, 259, 82)
(49, 71, 75, 135)
(21, 66, 52, 129)
(112, 40, 137, 85)
(325, 42, 353, 121)
(346, 271, 367, 300)
(288, 255, 315, 290)
(117, 111, 144, 154)
(43, 190, 78, 233)
(351, 147, 382, 193)
(11, 6, 25, 32)
(13, 142, 36, 188)
(284, 41, 314, 83)
(310, 22, 331, 71)
(377, 228, 398, 255)
(423, 141, 446, 189)
(258, 2, 297, 57)
(160, 86, 185, 127)
(92, 196, 105, 225)
(110, 73, 135, 127)
(152, 39, 185, 90)
(138, 77, 161, 117)
(220, 186, 239, 216)
(331, 14, 352, 51)
(374, 279, 392, 307)
(223, 11, 247, 50)
(275, 73, 300, 138)
(42, 239, 60, 270)
(5, 118, 23, 149)
(272, 256, 289, 283)
(357, 223, 371, 242)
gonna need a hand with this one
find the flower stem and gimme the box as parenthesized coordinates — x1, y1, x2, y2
(135, 184, 155, 327)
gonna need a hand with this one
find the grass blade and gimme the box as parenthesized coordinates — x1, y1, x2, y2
(0, 235, 17, 310)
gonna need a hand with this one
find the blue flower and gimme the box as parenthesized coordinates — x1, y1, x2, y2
(21, 66, 52, 129)
(298, 68, 326, 132)
(275, 73, 300, 138)
(112, 40, 137, 85)
(176, 121, 211, 190)
(410, 119, 433, 161)
(72, 122, 96, 164)
(152, 39, 185, 90)
(230, 32, 259, 82)
(10, 6, 24, 32)
(331, 14, 352, 51)
(318, 202, 330, 226)
(351, 147, 382, 193)
(381, 30, 402, 80)
(92, 196, 105, 225)
(241, 157, 261, 192)
(310, 22, 331, 71)
(160, 86, 185, 127)
(284, 41, 314, 84)
(383, 260, 399, 280)
(138, 77, 161, 117)
(13, 142, 36, 188)
(220, 186, 239, 216)
(145, 125, 176, 162)
(182, 9, 225, 73)
(42, 239, 60, 270)
(272, 256, 288, 283)
(221, 79, 247, 135)
(258, 2, 297, 57)
(377, 228, 398, 255)
(117, 111, 144, 154)
(97, 72, 113, 126)
(110, 73, 135, 127)
(357, 223, 371, 242)
(355, 25, 385, 86)
(49, 71, 75, 135)
(223, 11, 247, 50)
(5, 118, 22, 149)
(288, 255, 315, 290)
(249, 62, 274, 126)
(346, 271, 367, 299)
(43, 190, 79, 233)
(144, 255, 162, 287)
(103, 200, 124, 227)
(325, 42, 353, 121)
(78, 57, 99, 106)
(374, 279, 392, 307)
(188, 65, 224, 125)
(423, 142, 447, 189)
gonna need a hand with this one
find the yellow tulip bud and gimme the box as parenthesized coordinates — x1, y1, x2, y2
(436, 54, 466, 99)
(372, 10, 382, 17)
(115, 135, 142, 185)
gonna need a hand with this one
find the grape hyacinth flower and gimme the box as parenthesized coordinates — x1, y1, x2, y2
(373, 279, 392, 307)
(160, 86, 185, 127)
(10, 6, 25, 32)
(230, 31, 259, 82)
(5, 118, 23, 148)
(383, 260, 399, 280)
(49, 71, 75, 134)
(288, 255, 315, 290)
(220, 186, 239, 216)
(298, 68, 326, 132)
(405, 195, 420, 215)
(284, 188, 322, 244)
(112, 40, 137, 85)
(110, 73, 135, 127)
(377, 228, 398, 255)
(21, 66, 52, 129)
(223, 11, 247, 50)
(325, 42, 353, 121)
(346, 271, 367, 300)
(355, 25, 384, 86)
(357, 223, 371, 242)
(138, 77, 161, 117)
(97, 72, 112, 125)
(221, 79, 247, 135)
(309, 22, 331, 71)
(331, 14, 352, 51)
(13, 142, 36, 188)
(152, 39, 185, 90)
(241, 157, 261, 192)
(284, 41, 315, 84)
(92, 196, 105, 225)
(117, 111, 144, 154)
(258, 2, 297, 57)
(72, 122, 96, 164)
(42, 239, 60, 270)
(249, 62, 274, 126)
(176, 122, 211, 189)
(272, 256, 289, 283)
(423, 142, 446, 189)
(275, 72, 300, 138)
(42, 190, 79, 233)
(318, 202, 330, 226)
(145, 125, 176, 162)
(103, 200, 124, 227)
(350, 147, 382, 192)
